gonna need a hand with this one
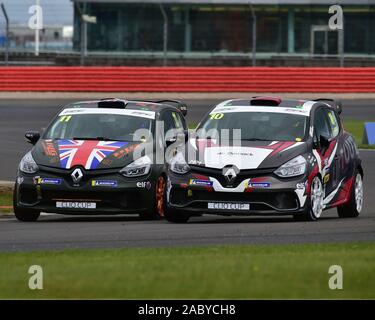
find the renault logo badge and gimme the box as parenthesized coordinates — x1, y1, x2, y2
(71, 168, 83, 183)
(223, 165, 239, 185)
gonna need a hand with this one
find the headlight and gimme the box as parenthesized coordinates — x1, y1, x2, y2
(119, 155, 151, 177)
(170, 153, 190, 174)
(19, 151, 39, 174)
(274, 155, 306, 178)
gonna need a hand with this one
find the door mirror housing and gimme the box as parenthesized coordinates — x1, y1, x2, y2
(165, 136, 177, 147)
(319, 135, 330, 154)
(25, 131, 40, 145)
(165, 130, 188, 147)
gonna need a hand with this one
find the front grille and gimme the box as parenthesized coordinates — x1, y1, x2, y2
(171, 189, 298, 211)
(190, 165, 277, 188)
(38, 165, 122, 187)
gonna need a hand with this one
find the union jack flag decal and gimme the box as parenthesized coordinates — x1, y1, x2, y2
(57, 140, 128, 169)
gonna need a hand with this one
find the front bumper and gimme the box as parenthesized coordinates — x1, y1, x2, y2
(16, 166, 155, 215)
(167, 167, 308, 216)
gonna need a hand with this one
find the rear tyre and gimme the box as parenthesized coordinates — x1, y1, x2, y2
(13, 184, 40, 222)
(294, 176, 324, 222)
(337, 172, 363, 218)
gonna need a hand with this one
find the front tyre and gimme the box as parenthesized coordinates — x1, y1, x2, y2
(139, 176, 167, 220)
(13, 184, 40, 222)
(337, 173, 363, 218)
(294, 176, 324, 222)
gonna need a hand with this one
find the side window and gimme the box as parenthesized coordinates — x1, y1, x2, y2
(314, 108, 331, 140)
(161, 110, 181, 141)
(171, 111, 186, 130)
(161, 111, 175, 135)
(326, 109, 340, 138)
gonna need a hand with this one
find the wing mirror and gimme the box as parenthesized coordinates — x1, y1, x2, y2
(319, 135, 331, 154)
(165, 136, 177, 147)
(165, 131, 188, 147)
(25, 131, 40, 145)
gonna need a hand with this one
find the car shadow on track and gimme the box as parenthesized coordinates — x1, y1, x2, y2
(33, 211, 338, 224)
(187, 216, 337, 224)
(37, 214, 144, 223)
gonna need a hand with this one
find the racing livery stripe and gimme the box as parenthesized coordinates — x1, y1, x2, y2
(323, 178, 345, 206)
(59, 107, 156, 119)
(210, 105, 310, 116)
(329, 176, 355, 207)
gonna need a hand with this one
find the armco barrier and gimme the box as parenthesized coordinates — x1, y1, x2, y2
(1, 67, 375, 92)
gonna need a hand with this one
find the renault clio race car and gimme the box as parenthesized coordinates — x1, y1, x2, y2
(165, 97, 364, 223)
(13, 99, 187, 221)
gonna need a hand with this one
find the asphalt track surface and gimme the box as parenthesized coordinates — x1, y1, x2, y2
(0, 98, 374, 251)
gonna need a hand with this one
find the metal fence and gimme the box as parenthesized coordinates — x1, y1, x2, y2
(1, 2, 375, 66)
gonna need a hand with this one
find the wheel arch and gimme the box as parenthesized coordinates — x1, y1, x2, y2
(357, 164, 364, 178)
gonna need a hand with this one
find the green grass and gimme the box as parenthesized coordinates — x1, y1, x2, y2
(0, 243, 374, 299)
(343, 119, 375, 149)
(189, 120, 375, 149)
(0, 192, 13, 214)
(188, 122, 198, 129)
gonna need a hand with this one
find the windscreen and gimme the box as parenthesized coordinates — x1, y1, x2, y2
(198, 112, 308, 142)
(44, 113, 153, 142)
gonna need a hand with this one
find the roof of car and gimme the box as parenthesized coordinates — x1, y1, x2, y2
(63, 99, 174, 113)
(210, 97, 339, 116)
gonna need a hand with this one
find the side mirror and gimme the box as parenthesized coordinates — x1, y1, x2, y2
(25, 131, 40, 145)
(319, 135, 330, 153)
(165, 136, 177, 147)
(165, 131, 188, 147)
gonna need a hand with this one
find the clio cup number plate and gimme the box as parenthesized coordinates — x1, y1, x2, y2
(207, 202, 250, 211)
(56, 202, 97, 209)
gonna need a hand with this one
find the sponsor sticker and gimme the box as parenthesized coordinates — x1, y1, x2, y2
(59, 108, 155, 119)
(35, 178, 62, 185)
(285, 108, 308, 114)
(188, 160, 204, 166)
(42, 140, 58, 157)
(113, 144, 139, 159)
(247, 182, 271, 188)
(136, 181, 152, 190)
(250, 182, 271, 188)
(189, 179, 213, 187)
(91, 180, 118, 187)
(323, 174, 330, 184)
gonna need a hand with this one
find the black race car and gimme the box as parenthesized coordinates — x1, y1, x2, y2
(165, 97, 364, 223)
(14, 98, 187, 221)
